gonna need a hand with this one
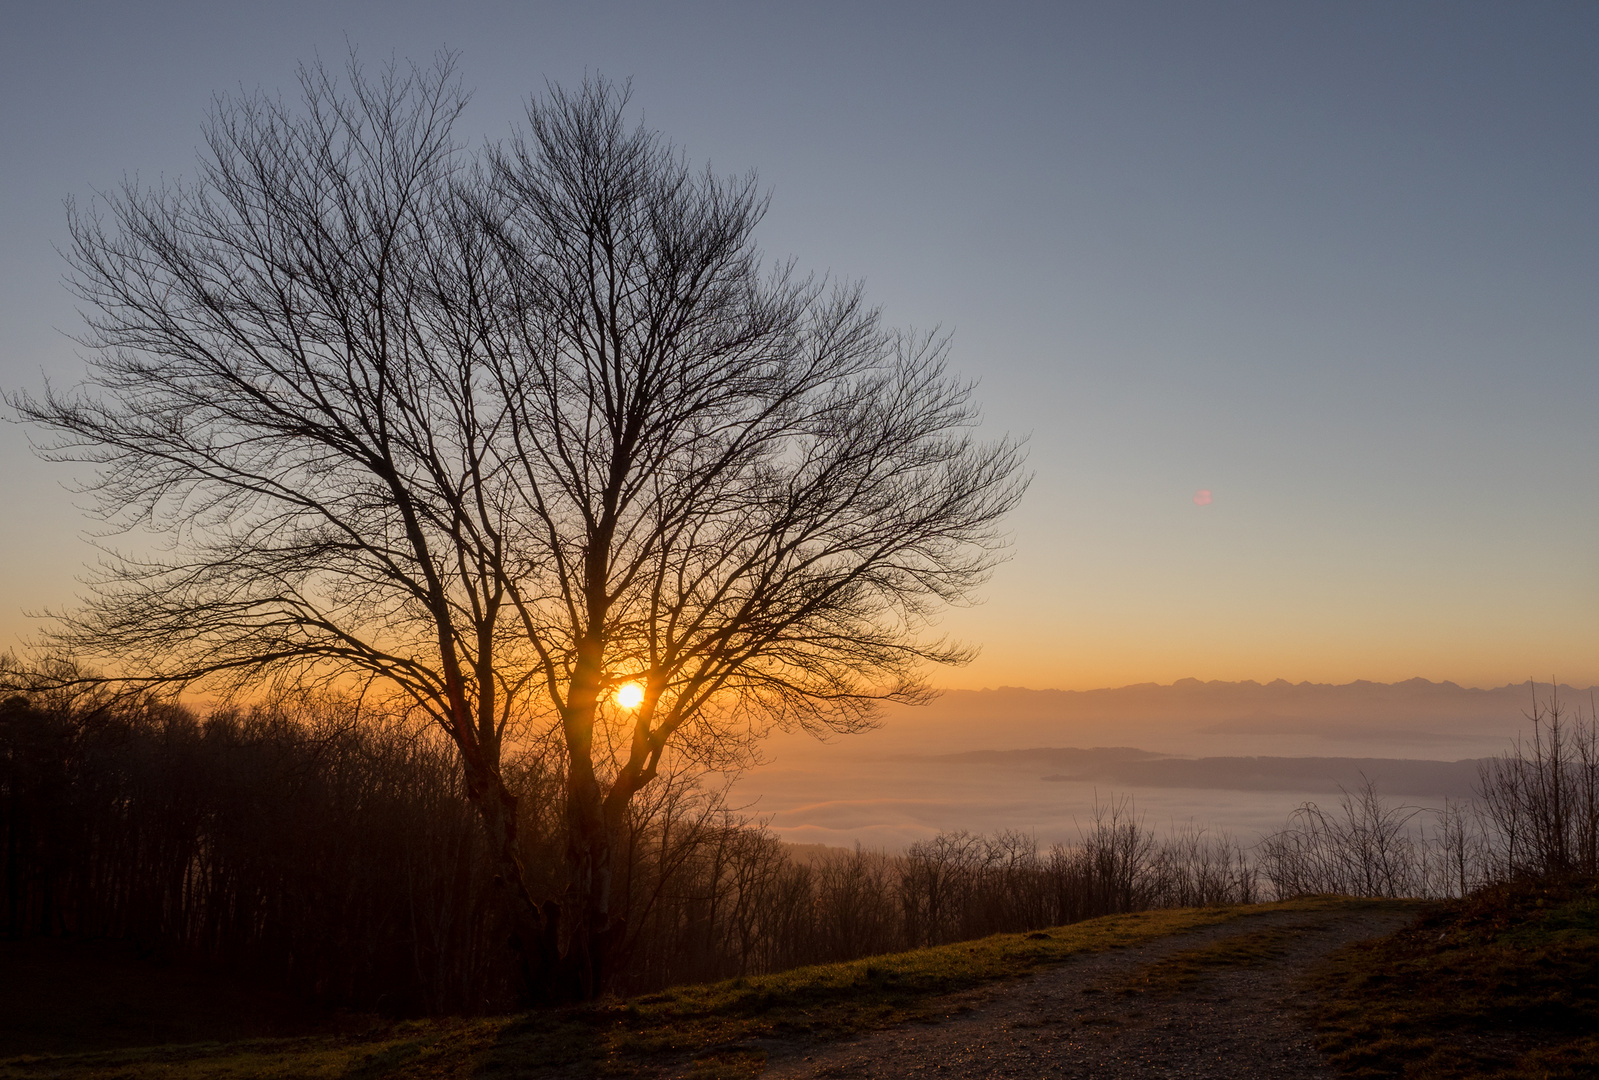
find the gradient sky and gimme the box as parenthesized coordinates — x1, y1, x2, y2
(2, 1, 1597, 691)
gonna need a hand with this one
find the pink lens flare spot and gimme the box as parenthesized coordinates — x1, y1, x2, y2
(1193, 489, 1212, 506)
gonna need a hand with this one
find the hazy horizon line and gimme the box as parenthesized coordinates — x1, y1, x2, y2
(930, 675, 1595, 695)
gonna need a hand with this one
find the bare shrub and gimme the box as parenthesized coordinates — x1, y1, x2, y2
(1258, 778, 1427, 899)
(1477, 686, 1599, 881)
(1422, 797, 1491, 899)
(812, 845, 900, 962)
(1154, 824, 1259, 907)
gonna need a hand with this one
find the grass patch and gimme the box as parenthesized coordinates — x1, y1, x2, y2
(683, 1047, 767, 1080)
(1, 897, 1360, 1080)
(1315, 876, 1599, 1079)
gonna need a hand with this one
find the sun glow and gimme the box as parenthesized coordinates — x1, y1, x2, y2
(613, 681, 646, 710)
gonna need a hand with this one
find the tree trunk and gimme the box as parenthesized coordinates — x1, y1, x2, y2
(461, 761, 563, 1003)
(559, 742, 628, 997)
(556, 641, 625, 998)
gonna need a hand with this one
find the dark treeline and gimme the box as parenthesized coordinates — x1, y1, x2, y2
(0, 693, 534, 1013)
(10, 685, 1581, 1015)
(0, 692, 1258, 1014)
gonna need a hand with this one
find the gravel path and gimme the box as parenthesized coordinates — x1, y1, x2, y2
(752, 905, 1413, 1080)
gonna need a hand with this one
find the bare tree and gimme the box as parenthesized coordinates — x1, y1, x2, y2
(11, 55, 1025, 998)
(1477, 683, 1599, 882)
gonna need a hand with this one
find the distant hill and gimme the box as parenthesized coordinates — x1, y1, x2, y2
(925, 747, 1483, 798)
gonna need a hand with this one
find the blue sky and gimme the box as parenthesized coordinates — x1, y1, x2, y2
(3, 1, 1596, 688)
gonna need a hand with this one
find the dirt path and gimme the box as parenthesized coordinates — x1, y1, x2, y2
(752, 904, 1413, 1080)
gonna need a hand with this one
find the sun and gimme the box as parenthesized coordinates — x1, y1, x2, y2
(613, 681, 646, 710)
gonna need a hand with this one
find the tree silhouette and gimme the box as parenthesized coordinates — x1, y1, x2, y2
(12, 54, 1026, 998)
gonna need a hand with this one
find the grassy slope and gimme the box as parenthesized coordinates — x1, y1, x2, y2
(0, 898, 1356, 1080)
(1316, 877, 1599, 1080)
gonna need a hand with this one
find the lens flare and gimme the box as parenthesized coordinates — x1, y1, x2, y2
(614, 681, 646, 710)
(1193, 489, 1212, 506)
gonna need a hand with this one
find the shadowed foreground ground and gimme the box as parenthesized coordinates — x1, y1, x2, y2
(0, 899, 1415, 1079)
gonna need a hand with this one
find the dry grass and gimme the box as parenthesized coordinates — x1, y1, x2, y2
(0, 898, 1361, 1080)
(1315, 876, 1599, 1079)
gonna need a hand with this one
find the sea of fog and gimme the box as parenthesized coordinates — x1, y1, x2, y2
(719, 683, 1534, 850)
(724, 754, 1331, 850)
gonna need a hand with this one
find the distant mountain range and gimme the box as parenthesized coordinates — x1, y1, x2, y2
(905, 677, 1585, 729)
(772, 677, 1595, 759)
